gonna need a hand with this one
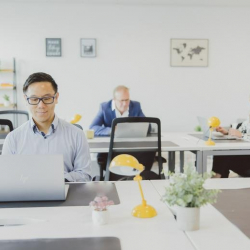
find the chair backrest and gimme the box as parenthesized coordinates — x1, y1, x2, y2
(0, 119, 14, 139)
(0, 110, 29, 129)
(104, 117, 163, 181)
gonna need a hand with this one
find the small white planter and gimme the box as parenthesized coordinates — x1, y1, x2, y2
(3, 100, 10, 107)
(176, 206, 200, 231)
(92, 209, 109, 225)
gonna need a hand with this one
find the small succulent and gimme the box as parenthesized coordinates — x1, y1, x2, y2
(89, 196, 114, 211)
(3, 94, 10, 101)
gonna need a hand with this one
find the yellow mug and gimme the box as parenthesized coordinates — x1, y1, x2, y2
(86, 129, 94, 139)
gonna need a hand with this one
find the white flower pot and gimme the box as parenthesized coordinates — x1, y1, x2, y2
(92, 210, 109, 225)
(176, 206, 200, 231)
(3, 100, 10, 107)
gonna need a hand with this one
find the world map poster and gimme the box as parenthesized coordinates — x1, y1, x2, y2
(171, 39, 208, 67)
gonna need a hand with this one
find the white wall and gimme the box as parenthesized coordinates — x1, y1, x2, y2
(1, 3, 250, 131)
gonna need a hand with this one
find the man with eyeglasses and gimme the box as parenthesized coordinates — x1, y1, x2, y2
(2, 72, 91, 182)
(89, 85, 156, 180)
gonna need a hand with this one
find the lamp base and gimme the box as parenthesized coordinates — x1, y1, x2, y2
(205, 140, 215, 146)
(132, 204, 157, 218)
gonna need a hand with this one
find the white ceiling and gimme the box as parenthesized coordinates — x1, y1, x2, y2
(0, 0, 250, 7)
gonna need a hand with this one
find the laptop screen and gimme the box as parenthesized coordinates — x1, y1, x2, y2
(115, 122, 149, 138)
(0, 154, 66, 202)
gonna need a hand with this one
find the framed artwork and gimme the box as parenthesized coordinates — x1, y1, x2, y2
(170, 39, 208, 67)
(46, 38, 61, 57)
(80, 38, 96, 57)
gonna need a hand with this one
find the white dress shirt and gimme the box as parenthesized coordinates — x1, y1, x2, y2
(111, 100, 129, 118)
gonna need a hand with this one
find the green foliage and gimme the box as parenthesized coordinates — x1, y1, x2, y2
(3, 94, 10, 101)
(162, 164, 220, 208)
(194, 125, 202, 132)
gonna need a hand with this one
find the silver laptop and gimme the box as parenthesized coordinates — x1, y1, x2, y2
(0, 154, 69, 202)
(197, 116, 237, 140)
(115, 122, 149, 138)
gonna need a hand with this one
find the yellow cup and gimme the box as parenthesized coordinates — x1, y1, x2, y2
(86, 129, 94, 139)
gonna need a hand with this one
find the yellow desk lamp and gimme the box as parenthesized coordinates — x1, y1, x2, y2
(109, 154, 157, 218)
(206, 116, 220, 146)
(70, 114, 82, 124)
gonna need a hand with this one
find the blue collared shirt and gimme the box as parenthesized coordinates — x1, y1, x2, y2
(2, 115, 91, 182)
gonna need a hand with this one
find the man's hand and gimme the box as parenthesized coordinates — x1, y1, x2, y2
(228, 128, 242, 138)
(215, 126, 228, 135)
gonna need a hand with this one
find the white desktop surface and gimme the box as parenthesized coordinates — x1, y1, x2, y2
(87, 132, 250, 151)
(185, 132, 250, 151)
(87, 132, 203, 153)
(0, 181, 194, 250)
(2, 132, 250, 152)
(150, 179, 250, 250)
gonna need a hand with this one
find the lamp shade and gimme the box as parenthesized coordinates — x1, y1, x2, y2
(207, 117, 220, 128)
(109, 154, 144, 176)
(70, 114, 82, 124)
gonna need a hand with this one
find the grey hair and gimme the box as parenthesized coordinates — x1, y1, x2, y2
(113, 85, 129, 97)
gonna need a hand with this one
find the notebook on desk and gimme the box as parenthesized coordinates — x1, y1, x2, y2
(0, 154, 69, 202)
(115, 122, 149, 138)
(197, 116, 237, 140)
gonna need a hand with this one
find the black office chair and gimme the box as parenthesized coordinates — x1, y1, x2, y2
(0, 110, 29, 129)
(0, 119, 14, 141)
(0, 119, 14, 131)
(104, 117, 164, 181)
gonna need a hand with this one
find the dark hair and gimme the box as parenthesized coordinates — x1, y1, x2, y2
(23, 72, 58, 94)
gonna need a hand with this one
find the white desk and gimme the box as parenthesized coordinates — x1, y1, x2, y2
(88, 133, 203, 173)
(1, 180, 250, 249)
(186, 133, 250, 173)
(151, 179, 250, 250)
(3, 132, 250, 174)
(0, 181, 195, 250)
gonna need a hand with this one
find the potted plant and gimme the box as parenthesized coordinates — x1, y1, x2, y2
(194, 125, 202, 132)
(89, 196, 114, 225)
(3, 94, 10, 107)
(161, 165, 220, 231)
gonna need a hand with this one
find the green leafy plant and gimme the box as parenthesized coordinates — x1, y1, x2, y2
(3, 94, 10, 101)
(162, 165, 220, 208)
(194, 125, 202, 132)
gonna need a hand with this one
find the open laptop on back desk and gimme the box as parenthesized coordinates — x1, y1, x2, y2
(0, 154, 69, 202)
(114, 122, 149, 138)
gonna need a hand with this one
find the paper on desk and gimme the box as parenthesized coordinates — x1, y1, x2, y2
(204, 178, 250, 190)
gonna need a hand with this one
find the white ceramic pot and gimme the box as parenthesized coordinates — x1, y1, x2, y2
(3, 100, 10, 107)
(92, 210, 109, 225)
(176, 206, 200, 231)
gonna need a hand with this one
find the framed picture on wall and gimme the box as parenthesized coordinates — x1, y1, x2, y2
(46, 38, 61, 57)
(80, 38, 96, 57)
(170, 39, 208, 67)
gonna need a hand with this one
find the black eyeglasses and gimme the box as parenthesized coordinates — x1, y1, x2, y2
(26, 93, 57, 105)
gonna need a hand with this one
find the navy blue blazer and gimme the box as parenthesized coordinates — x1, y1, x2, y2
(89, 100, 145, 136)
